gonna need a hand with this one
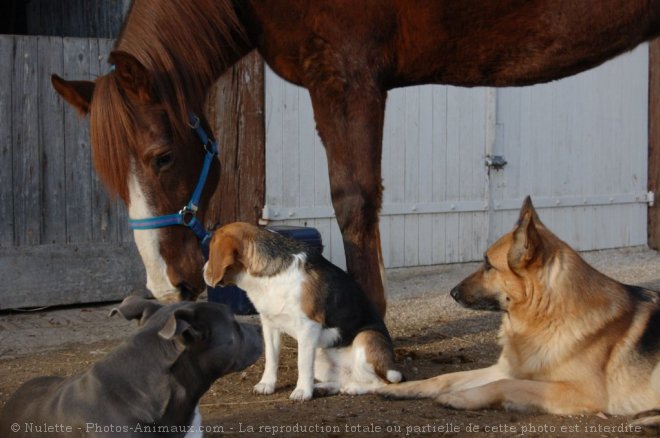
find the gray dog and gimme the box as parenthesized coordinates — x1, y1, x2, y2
(0, 296, 262, 437)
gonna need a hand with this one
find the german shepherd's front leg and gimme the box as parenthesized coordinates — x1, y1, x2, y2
(435, 379, 599, 414)
(378, 365, 508, 399)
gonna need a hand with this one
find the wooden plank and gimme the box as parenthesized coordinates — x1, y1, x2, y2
(649, 41, 660, 249)
(418, 86, 434, 265)
(386, 89, 405, 267)
(403, 88, 419, 266)
(0, 36, 14, 246)
(12, 36, 41, 247)
(63, 37, 93, 244)
(0, 243, 147, 309)
(26, 0, 64, 37)
(206, 51, 265, 225)
(313, 106, 330, 208)
(444, 87, 462, 262)
(61, 0, 88, 37)
(298, 87, 316, 210)
(27, 0, 126, 38)
(281, 69, 301, 209)
(431, 86, 448, 264)
(265, 65, 284, 210)
(38, 36, 66, 245)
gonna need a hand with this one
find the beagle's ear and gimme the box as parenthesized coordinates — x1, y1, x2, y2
(507, 197, 543, 271)
(108, 50, 154, 103)
(51, 74, 95, 116)
(109, 295, 162, 325)
(204, 235, 240, 287)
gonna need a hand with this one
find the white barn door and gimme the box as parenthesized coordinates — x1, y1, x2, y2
(489, 44, 649, 251)
(264, 44, 649, 269)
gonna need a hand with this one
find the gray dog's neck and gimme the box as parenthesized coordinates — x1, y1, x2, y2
(87, 331, 204, 427)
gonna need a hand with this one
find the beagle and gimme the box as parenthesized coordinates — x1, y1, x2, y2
(203, 222, 402, 400)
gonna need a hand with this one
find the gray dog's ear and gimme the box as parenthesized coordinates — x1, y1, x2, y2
(158, 310, 205, 348)
(109, 295, 162, 325)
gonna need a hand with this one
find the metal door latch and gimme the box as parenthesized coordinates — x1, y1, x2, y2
(485, 155, 507, 170)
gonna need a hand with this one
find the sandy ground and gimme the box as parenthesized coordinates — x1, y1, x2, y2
(2, 246, 660, 437)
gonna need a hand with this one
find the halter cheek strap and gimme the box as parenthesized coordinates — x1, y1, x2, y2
(128, 113, 218, 248)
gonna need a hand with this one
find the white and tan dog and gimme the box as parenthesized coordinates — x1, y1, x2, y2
(379, 197, 660, 425)
(204, 222, 401, 400)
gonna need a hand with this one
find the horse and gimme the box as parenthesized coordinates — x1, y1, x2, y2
(51, 0, 660, 317)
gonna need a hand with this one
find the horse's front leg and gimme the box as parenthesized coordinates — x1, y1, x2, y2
(308, 77, 388, 317)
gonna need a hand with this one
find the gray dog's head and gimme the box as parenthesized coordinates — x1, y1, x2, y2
(111, 296, 262, 379)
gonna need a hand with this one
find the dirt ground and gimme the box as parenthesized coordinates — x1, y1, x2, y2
(2, 246, 660, 437)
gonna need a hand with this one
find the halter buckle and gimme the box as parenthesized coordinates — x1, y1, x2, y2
(188, 114, 201, 130)
(179, 206, 197, 226)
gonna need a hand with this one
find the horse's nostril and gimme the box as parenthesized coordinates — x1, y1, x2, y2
(178, 283, 195, 301)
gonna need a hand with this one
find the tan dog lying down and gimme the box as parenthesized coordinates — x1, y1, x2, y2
(204, 222, 402, 400)
(380, 197, 660, 425)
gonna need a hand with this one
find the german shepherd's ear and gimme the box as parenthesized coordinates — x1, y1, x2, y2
(508, 196, 543, 271)
(108, 50, 154, 103)
(204, 235, 241, 287)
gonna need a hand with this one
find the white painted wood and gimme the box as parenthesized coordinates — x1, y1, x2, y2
(491, 44, 648, 251)
(264, 44, 649, 268)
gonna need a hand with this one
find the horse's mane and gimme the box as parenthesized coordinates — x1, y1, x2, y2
(90, 0, 247, 201)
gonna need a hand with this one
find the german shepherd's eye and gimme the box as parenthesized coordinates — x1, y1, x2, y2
(483, 255, 493, 271)
(154, 151, 174, 171)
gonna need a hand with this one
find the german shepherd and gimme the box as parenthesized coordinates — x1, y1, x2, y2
(380, 197, 660, 424)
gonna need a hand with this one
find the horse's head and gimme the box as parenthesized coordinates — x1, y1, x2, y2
(52, 51, 219, 303)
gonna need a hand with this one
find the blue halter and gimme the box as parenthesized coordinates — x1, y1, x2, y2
(128, 113, 218, 248)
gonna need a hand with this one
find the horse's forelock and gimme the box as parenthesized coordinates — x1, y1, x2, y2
(89, 0, 248, 204)
(90, 75, 134, 202)
(117, 0, 247, 127)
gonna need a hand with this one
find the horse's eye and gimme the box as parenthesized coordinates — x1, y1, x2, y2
(154, 152, 174, 171)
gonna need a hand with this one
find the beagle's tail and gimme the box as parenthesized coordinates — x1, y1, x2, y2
(355, 330, 403, 383)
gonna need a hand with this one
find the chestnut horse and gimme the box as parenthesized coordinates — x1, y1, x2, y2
(52, 0, 660, 316)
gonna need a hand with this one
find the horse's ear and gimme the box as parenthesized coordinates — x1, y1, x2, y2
(108, 50, 154, 103)
(51, 74, 95, 116)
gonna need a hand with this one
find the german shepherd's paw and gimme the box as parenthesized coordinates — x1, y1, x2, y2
(376, 382, 433, 400)
(434, 390, 489, 411)
(631, 410, 660, 428)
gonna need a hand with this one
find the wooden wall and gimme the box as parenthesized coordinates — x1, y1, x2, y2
(25, 0, 132, 38)
(0, 35, 265, 309)
(649, 40, 660, 250)
(264, 45, 650, 269)
(0, 35, 145, 310)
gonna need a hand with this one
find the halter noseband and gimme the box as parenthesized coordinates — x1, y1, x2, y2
(128, 113, 218, 248)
